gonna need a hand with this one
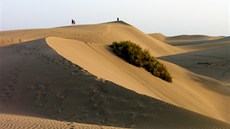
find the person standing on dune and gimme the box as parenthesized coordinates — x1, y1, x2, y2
(71, 19, 76, 25)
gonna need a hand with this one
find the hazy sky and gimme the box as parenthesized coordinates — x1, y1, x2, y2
(0, 0, 229, 36)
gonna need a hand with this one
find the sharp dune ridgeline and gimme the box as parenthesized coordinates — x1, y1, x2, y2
(0, 21, 230, 128)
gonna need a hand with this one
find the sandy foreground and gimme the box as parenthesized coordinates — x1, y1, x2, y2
(0, 114, 127, 129)
(0, 21, 230, 128)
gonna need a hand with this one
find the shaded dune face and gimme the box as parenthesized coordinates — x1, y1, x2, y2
(0, 39, 230, 128)
(159, 46, 230, 86)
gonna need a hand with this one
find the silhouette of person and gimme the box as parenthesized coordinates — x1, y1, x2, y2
(71, 19, 76, 25)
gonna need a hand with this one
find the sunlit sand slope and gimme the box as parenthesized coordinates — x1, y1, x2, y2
(0, 39, 229, 129)
(0, 114, 126, 129)
(47, 37, 230, 124)
(0, 21, 184, 57)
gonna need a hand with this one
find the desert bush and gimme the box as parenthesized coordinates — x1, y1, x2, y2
(109, 41, 172, 82)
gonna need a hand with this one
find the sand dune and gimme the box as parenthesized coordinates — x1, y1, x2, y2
(0, 114, 126, 129)
(46, 37, 230, 123)
(0, 21, 185, 57)
(148, 33, 166, 41)
(160, 45, 230, 86)
(149, 33, 229, 51)
(150, 33, 224, 43)
(178, 36, 230, 51)
(0, 39, 229, 128)
(166, 35, 223, 42)
(0, 21, 230, 128)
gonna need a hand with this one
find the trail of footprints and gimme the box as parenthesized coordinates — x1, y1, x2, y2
(1, 42, 230, 128)
(0, 44, 29, 105)
(9, 41, 87, 77)
(0, 67, 21, 106)
(190, 54, 230, 70)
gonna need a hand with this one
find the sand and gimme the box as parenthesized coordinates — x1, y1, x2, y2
(149, 33, 229, 51)
(0, 21, 230, 128)
(46, 37, 230, 123)
(0, 21, 185, 57)
(0, 114, 127, 129)
(160, 45, 230, 85)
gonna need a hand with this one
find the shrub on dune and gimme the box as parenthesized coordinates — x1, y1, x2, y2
(109, 41, 172, 82)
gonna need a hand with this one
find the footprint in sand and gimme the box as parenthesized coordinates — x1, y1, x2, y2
(0, 67, 20, 105)
(66, 122, 75, 129)
(33, 83, 50, 107)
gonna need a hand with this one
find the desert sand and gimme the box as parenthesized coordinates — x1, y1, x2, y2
(0, 114, 127, 129)
(150, 33, 230, 85)
(149, 33, 229, 51)
(0, 21, 230, 128)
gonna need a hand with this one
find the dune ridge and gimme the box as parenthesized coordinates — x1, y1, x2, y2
(0, 39, 229, 128)
(0, 21, 185, 57)
(148, 33, 167, 41)
(46, 37, 230, 124)
(0, 21, 230, 128)
(149, 33, 229, 51)
(149, 33, 224, 42)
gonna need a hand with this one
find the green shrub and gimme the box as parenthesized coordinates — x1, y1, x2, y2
(109, 41, 172, 82)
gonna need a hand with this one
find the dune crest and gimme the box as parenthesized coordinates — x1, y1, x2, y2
(0, 21, 230, 128)
(149, 33, 229, 51)
(0, 21, 185, 57)
(46, 37, 230, 124)
(1, 39, 229, 128)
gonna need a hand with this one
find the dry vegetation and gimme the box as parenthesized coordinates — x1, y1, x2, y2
(109, 41, 172, 82)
